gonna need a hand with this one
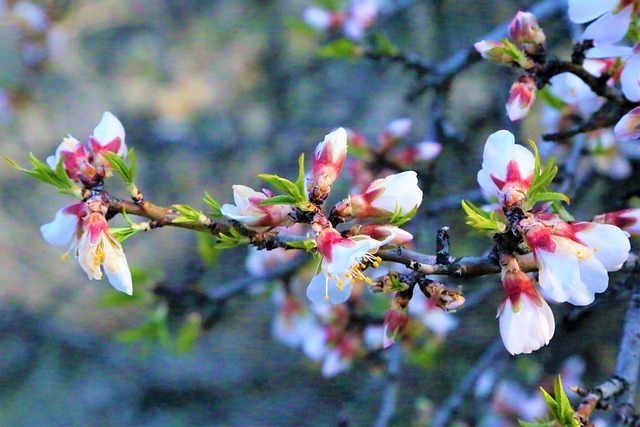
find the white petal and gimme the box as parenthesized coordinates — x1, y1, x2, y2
(220, 203, 263, 223)
(102, 236, 133, 295)
(40, 205, 80, 247)
(93, 112, 126, 153)
(537, 249, 579, 303)
(575, 223, 631, 270)
(566, 255, 608, 305)
(582, 6, 632, 45)
(621, 54, 640, 102)
(587, 45, 633, 58)
(568, 0, 616, 24)
(306, 274, 353, 305)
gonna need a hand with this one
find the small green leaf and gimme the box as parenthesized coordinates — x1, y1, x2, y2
(537, 376, 580, 427)
(295, 153, 308, 202)
(172, 204, 207, 223)
(317, 38, 362, 59)
(215, 226, 248, 249)
(389, 203, 419, 226)
(537, 87, 568, 111)
(102, 150, 137, 186)
(461, 200, 507, 233)
(285, 239, 317, 251)
(175, 313, 202, 353)
(258, 195, 299, 206)
(258, 173, 303, 200)
(6, 154, 79, 196)
(518, 420, 556, 427)
(109, 227, 140, 243)
(203, 192, 223, 217)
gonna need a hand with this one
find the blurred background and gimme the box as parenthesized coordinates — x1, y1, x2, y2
(1, 0, 637, 425)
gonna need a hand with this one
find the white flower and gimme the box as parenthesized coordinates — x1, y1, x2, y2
(522, 215, 630, 305)
(220, 185, 294, 231)
(477, 130, 535, 207)
(497, 291, 555, 355)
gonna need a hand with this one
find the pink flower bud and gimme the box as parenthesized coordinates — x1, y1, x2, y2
(592, 209, 640, 234)
(394, 141, 442, 165)
(308, 127, 348, 204)
(506, 75, 536, 121)
(357, 224, 413, 246)
(345, 171, 423, 218)
(383, 307, 409, 348)
(474, 40, 513, 65)
(509, 11, 546, 46)
(220, 185, 295, 231)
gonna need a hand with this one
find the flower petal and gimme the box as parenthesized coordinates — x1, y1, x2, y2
(93, 112, 126, 155)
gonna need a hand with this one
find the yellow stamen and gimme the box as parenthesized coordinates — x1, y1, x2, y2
(593, 247, 599, 252)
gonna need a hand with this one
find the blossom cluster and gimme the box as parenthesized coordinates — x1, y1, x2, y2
(303, 0, 381, 41)
(40, 112, 133, 294)
(473, 130, 631, 354)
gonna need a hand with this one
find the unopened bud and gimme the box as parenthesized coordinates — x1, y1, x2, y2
(506, 75, 536, 121)
(509, 11, 546, 46)
(474, 40, 513, 65)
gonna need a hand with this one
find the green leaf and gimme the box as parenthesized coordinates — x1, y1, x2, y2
(102, 149, 137, 186)
(537, 87, 568, 111)
(389, 203, 419, 227)
(215, 226, 248, 249)
(295, 153, 308, 202)
(258, 195, 299, 206)
(109, 227, 140, 243)
(317, 38, 362, 59)
(203, 192, 223, 217)
(518, 420, 556, 427)
(461, 200, 507, 233)
(6, 153, 79, 196)
(258, 173, 303, 200)
(537, 376, 580, 427)
(172, 204, 207, 223)
(175, 313, 202, 353)
(317, 0, 340, 11)
(285, 239, 317, 251)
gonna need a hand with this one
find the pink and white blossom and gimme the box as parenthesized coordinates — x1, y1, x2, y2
(307, 222, 391, 304)
(587, 42, 640, 102)
(395, 141, 442, 165)
(356, 224, 413, 246)
(76, 200, 132, 295)
(593, 208, 640, 234)
(477, 130, 535, 208)
(342, 171, 423, 218)
(474, 40, 513, 65)
(221, 185, 294, 231)
(520, 213, 630, 305)
(497, 258, 554, 355)
(408, 290, 459, 338)
(271, 292, 319, 348)
(45, 112, 127, 184)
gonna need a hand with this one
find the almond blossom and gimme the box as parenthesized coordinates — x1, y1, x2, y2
(497, 257, 554, 355)
(46, 112, 127, 185)
(477, 130, 535, 208)
(519, 213, 630, 305)
(220, 185, 295, 231)
(76, 199, 132, 295)
(307, 220, 391, 305)
(336, 171, 423, 218)
(40, 198, 132, 295)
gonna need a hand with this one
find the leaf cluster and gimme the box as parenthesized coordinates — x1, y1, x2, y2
(6, 154, 79, 197)
(461, 200, 507, 234)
